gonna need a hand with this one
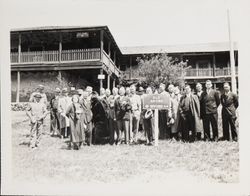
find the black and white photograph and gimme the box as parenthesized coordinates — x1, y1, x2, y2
(1, 0, 250, 195)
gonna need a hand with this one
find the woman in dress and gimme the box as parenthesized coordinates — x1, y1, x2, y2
(66, 94, 85, 150)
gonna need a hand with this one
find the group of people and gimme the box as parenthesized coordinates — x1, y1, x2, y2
(25, 80, 239, 150)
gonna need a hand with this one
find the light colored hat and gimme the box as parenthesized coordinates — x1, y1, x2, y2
(55, 87, 61, 93)
(34, 93, 42, 98)
(144, 109, 153, 119)
(38, 84, 44, 90)
(138, 87, 144, 92)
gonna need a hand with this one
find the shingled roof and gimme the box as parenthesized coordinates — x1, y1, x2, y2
(120, 42, 238, 55)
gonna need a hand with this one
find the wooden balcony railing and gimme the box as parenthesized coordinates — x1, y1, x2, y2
(185, 67, 238, 77)
(11, 48, 101, 63)
(102, 51, 121, 76)
(61, 48, 101, 61)
(10, 48, 121, 77)
(124, 67, 238, 79)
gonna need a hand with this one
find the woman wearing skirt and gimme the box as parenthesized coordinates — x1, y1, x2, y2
(66, 94, 85, 150)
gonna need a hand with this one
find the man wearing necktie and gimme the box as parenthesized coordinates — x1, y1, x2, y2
(221, 82, 239, 141)
(200, 80, 220, 141)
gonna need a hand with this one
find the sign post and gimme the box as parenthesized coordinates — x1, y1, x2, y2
(154, 109, 159, 146)
(143, 94, 170, 146)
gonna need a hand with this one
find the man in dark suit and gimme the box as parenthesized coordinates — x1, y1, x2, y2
(221, 82, 239, 141)
(200, 80, 220, 141)
(177, 85, 202, 142)
(79, 89, 93, 145)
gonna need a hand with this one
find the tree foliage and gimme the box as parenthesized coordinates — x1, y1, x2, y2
(135, 53, 189, 88)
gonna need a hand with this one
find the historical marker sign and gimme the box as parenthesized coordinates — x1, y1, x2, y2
(143, 94, 170, 110)
(97, 74, 105, 80)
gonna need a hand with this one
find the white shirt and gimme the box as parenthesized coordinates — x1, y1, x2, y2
(129, 93, 141, 112)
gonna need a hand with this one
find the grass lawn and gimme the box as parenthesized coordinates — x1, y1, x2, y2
(11, 110, 239, 184)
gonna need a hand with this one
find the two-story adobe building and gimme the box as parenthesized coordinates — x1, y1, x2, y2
(11, 26, 122, 102)
(120, 42, 238, 90)
(10, 26, 238, 102)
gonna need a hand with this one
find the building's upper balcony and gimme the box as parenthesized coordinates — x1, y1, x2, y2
(11, 48, 100, 64)
(10, 48, 121, 77)
(185, 67, 238, 79)
(10, 26, 122, 77)
(123, 66, 238, 80)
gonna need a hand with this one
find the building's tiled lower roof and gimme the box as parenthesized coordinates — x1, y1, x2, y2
(120, 42, 238, 55)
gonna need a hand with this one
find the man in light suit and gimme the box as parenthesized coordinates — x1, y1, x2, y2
(200, 80, 220, 141)
(158, 83, 172, 139)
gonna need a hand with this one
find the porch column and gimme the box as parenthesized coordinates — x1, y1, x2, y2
(195, 62, 199, 77)
(227, 60, 230, 75)
(108, 42, 111, 57)
(100, 30, 104, 63)
(212, 53, 216, 77)
(18, 33, 21, 63)
(113, 78, 116, 88)
(107, 74, 110, 90)
(59, 33, 62, 62)
(100, 30, 104, 92)
(100, 69, 103, 90)
(16, 71, 20, 103)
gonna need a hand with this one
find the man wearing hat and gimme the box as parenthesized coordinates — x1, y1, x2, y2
(69, 87, 77, 97)
(58, 87, 72, 138)
(86, 86, 93, 102)
(29, 84, 48, 105)
(26, 93, 49, 149)
(50, 87, 61, 136)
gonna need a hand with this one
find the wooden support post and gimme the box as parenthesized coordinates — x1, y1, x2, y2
(108, 42, 111, 57)
(100, 69, 103, 91)
(16, 71, 20, 103)
(154, 109, 159, 146)
(113, 79, 116, 88)
(18, 34, 21, 63)
(107, 74, 110, 90)
(100, 30, 104, 63)
(59, 33, 62, 62)
(212, 53, 216, 77)
(129, 56, 132, 79)
(195, 62, 199, 76)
